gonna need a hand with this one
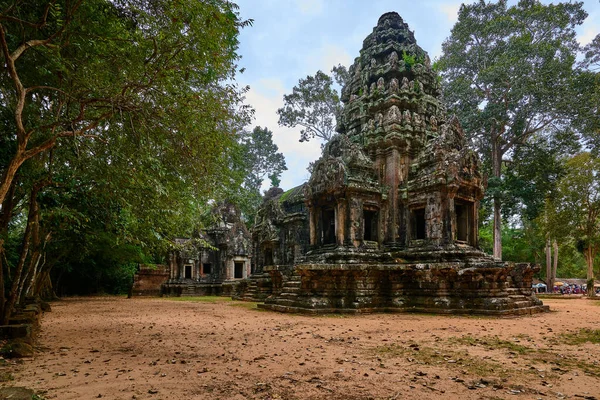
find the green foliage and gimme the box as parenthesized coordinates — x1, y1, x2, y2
(224, 126, 287, 225)
(479, 222, 543, 263)
(437, 0, 586, 258)
(0, 0, 254, 298)
(402, 51, 416, 70)
(544, 152, 600, 283)
(277, 66, 348, 144)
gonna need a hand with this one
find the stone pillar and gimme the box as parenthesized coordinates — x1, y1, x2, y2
(349, 198, 361, 247)
(336, 199, 347, 246)
(473, 200, 480, 248)
(383, 147, 401, 243)
(445, 185, 458, 245)
(309, 207, 317, 246)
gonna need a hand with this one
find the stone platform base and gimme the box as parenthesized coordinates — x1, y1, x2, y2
(232, 273, 273, 302)
(162, 280, 241, 297)
(257, 261, 548, 316)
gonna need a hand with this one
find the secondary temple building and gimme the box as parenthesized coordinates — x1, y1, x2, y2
(235, 12, 547, 315)
(161, 202, 252, 296)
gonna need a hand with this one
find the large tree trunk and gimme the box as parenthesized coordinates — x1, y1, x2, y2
(551, 239, 558, 290)
(0, 177, 18, 320)
(2, 186, 40, 323)
(585, 246, 595, 297)
(492, 137, 502, 260)
(545, 237, 552, 290)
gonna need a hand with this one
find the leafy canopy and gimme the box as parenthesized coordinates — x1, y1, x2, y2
(277, 65, 347, 144)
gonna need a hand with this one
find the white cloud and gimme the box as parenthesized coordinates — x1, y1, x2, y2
(578, 25, 598, 47)
(439, 3, 461, 23)
(305, 43, 353, 73)
(243, 79, 322, 191)
(296, 0, 323, 16)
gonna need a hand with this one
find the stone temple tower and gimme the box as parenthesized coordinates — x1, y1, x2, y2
(241, 12, 547, 315)
(305, 11, 484, 257)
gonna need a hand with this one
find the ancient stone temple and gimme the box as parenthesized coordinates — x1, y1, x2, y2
(162, 202, 252, 296)
(237, 12, 547, 315)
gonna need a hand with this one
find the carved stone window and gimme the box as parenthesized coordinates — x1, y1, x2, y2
(234, 262, 244, 279)
(322, 207, 336, 245)
(363, 209, 378, 241)
(264, 248, 273, 266)
(411, 208, 426, 240)
(203, 263, 212, 275)
(456, 201, 474, 244)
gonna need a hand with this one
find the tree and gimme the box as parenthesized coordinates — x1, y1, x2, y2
(241, 126, 287, 191)
(437, 0, 586, 259)
(0, 0, 252, 207)
(277, 65, 347, 144)
(547, 153, 600, 296)
(0, 0, 253, 320)
(236, 126, 287, 223)
(573, 34, 600, 154)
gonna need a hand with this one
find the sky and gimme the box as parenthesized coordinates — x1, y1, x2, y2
(234, 0, 600, 192)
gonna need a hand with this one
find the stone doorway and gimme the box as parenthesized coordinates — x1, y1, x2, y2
(184, 265, 192, 279)
(322, 208, 336, 245)
(411, 208, 426, 240)
(234, 262, 244, 279)
(363, 209, 378, 241)
(456, 201, 474, 244)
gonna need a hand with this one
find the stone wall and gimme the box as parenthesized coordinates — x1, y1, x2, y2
(132, 265, 169, 297)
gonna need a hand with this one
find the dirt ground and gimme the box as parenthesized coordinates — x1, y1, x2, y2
(2, 296, 600, 400)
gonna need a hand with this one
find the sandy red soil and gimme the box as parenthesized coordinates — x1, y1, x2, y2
(3, 296, 600, 400)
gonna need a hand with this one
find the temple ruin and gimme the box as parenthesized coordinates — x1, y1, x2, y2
(235, 12, 547, 315)
(161, 202, 252, 296)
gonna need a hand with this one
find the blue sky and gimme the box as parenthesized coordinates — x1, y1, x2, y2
(234, 0, 600, 191)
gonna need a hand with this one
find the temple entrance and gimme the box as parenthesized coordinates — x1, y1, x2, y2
(363, 209, 378, 241)
(184, 265, 192, 279)
(234, 262, 244, 279)
(456, 201, 474, 244)
(411, 208, 426, 240)
(322, 208, 336, 245)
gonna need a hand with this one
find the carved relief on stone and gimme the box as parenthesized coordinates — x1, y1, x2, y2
(377, 77, 385, 92)
(370, 58, 377, 68)
(408, 80, 415, 92)
(399, 157, 407, 183)
(389, 51, 398, 68)
(401, 77, 409, 91)
(368, 118, 375, 131)
(350, 94, 358, 102)
(376, 113, 384, 128)
(370, 82, 376, 94)
(354, 63, 361, 78)
(363, 85, 369, 97)
(402, 110, 412, 125)
(413, 112, 422, 128)
(390, 78, 399, 93)
(424, 54, 431, 68)
(429, 115, 438, 131)
(386, 105, 401, 124)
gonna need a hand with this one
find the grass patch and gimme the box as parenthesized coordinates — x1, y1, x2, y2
(559, 328, 600, 345)
(228, 301, 259, 310)
(0, 371, 13, 382)
(450, 335, 534, 355)
(162, 296, 233, 303)
(373, 342, 509, 379)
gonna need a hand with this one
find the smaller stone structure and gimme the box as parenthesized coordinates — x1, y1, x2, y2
(131, 264, 170, 297)
(162, 202, 252, 296)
